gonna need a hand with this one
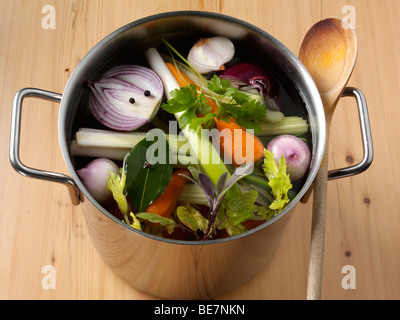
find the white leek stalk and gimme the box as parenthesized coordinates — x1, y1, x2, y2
(71, 128, 196, 166)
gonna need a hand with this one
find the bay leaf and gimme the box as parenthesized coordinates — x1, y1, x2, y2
(125, 137, 173, 212)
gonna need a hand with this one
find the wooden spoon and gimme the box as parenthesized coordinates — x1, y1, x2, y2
(298, 17, 357, 300)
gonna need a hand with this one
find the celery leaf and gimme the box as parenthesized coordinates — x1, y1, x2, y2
(263, 149, 293, 213)
(107, 168, 129, 216)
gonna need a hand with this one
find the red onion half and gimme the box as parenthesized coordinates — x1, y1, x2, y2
(267, 134, 311, 181)
(88, 65, 164, 131)
(219, 62, 280, 111)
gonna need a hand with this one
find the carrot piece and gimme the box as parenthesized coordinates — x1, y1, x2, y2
(166, 63, 194, 88)
(216, 118, 265, 167)
(166, 63, 265, 167)
(145, 169, 190, 218)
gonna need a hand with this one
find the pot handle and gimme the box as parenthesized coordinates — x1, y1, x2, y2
(9, 88, 81, 206)
(327, 87, 374, 180)
(301, 87, 373, 204)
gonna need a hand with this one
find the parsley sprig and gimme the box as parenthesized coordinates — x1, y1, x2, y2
(161, 74, 267, 133)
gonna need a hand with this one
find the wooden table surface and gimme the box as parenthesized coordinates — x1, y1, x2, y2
(1, 0, 399, 300)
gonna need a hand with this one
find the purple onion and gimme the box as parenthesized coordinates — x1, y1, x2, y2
(88, 65, 164, 131)
(267, 135, 311, 181)
(219, 62, 279, 111)
(77, 158, 119, 203)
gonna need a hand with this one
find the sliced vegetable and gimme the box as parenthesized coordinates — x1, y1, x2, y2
(145, 169, 190, 217)
(88, 65, 163, 131)
(216, 117, 265, 167)
(187, 37, 235, 74)
(76, 158, 119, 203)
(266, 134, 311, 181)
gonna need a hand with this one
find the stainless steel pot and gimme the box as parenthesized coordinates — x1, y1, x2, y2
(9, 11, 373, 299)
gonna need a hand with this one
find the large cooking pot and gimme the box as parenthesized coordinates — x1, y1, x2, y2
(9, 11, 373, 299)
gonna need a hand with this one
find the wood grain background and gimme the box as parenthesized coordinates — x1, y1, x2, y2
(1, 0, 399, 299)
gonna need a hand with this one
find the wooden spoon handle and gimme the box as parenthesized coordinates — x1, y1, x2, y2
(307, 140, 329, 300)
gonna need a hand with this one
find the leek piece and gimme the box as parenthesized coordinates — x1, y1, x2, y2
(76, 128, 188, 153)
(71, 140, 195, 167)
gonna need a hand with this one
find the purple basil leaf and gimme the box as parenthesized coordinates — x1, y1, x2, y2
(218, 162, 254, 202)
(215, 172, 228, 196)
(181, 172, 214, 208)
(198, 173, 215, 198)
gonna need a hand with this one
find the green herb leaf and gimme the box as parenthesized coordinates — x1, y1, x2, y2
(207, 75, 266, 133)
(223, 217, 248, 237)
(207, 75, 236, 96)
(226, 189, 259, 225)
(136, 212, 175, 234)
(107, 168, 129, 219)
(136, 212, 175, 226)
(176, 206, 198, 231)
(125, 137, 173, 212)
(129, 212, 142, 231)
(176, 204, 209, 234)
(161, 84, 216, 130)
(161, 84, 199, 113)
(263, 149, 293, 212)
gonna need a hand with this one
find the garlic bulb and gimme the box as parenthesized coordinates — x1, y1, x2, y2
(187, 37, 235, 74)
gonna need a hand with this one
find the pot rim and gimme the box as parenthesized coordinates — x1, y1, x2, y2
(59, 10, 325, 246)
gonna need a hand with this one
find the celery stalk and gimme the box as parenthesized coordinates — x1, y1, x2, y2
(145, 47, 241, 201)
(257, 116, 309, 136)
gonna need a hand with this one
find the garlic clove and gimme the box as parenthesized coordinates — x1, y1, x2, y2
(187, 37, 235, 74)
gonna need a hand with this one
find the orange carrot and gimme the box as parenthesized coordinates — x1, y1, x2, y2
(166, 63, 265, 166)
(145, 169, 190, 218)
(216, 118, 265, 167)
(166, 63, 194, 88)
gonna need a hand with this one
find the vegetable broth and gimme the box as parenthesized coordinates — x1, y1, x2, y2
(70, 34, 311, 240)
